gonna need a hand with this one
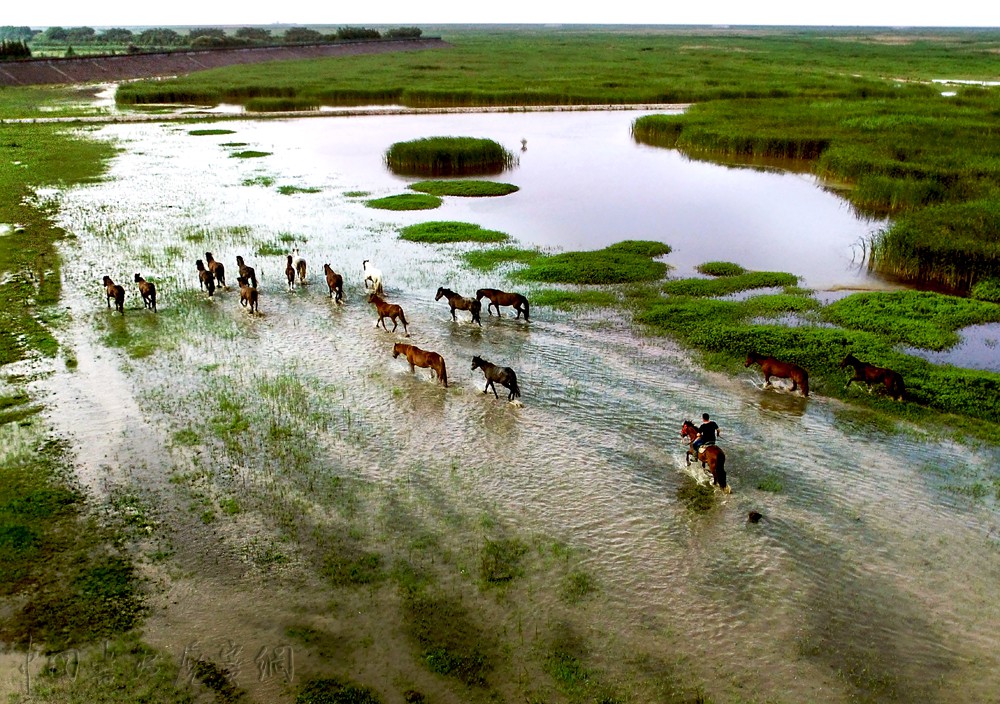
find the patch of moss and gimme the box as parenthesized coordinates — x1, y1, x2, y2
(409, 180, 519, 197)
(365, 193, 442, 211)
(399, 221, 508, 244)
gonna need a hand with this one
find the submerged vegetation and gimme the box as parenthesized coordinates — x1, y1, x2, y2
(384, 137, 516, 176)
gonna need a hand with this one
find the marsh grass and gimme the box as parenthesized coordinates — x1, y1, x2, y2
(230, 150, 271, 159)
(532, 289, 619, 310)
(278, 185, 322, 195)
(408, 180, 519, 197)
(479, 537, 528, 584)
(462, 246, 542, 271)
(971, 278, 1000, 303)
(662, 271, 798, 297)
(676, 477, 716, 512)
(399, 221, 508, 243)
(188, 128, 236, 136)
(243, 175, 276, 187)
(385, 137, 516, 176)
(513, 241, 672, 285)
(365, 193, 442, 211)
(756, 475, 784, 493)
(295, 677, 382, 704)
(560, 570, 598, 604)
(696, 261, 746, 277)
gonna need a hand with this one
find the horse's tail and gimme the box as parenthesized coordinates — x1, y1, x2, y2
(521, 297, 530, 321)
(799, 369, 809, 397)
(471, 299, 482, 321)
(438, 359, 448, 387)
(891, 373, 906, 401)
(509, 370, 521, 399)
(399, 309, 408, 327)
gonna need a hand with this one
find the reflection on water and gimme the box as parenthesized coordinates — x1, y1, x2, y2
(905, 323, 1000, 373)
(43, 114, 1000, 703)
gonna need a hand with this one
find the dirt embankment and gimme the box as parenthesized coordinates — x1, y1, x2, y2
(0, 38, 448, 87)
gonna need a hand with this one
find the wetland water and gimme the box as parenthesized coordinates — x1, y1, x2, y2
(36, 111, 1000, 703)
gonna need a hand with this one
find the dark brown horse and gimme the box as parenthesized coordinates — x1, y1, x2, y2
(745, 351, 809, 397)
(284, 255, 296, 291)
(436, 287, 481, 325)
(471, 355, 520, 401)
(393, 342, 447, 387)
(102, 276, 125, 315)
(237, 276, 258, 314)
(369, 293, 409, 335)
(235, 255, 257, 288)
(323, 264, 344, 304)
(840, 353, 905, 400)
(195, 259, 215, 297)
(204, 252, 226, 288)
(133, 273, 156, 312)
(680, 420, 729, 492)
(476, 288, 530, 321)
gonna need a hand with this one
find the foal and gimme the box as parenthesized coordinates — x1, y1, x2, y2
(284, 255, 296, 291)
(237, 276, 258, 314)
(102, 276, 125, 315)
(235, 255, 257, 288)
(204, 252, 226, 288)
(471, 355, 521, 401)
(195, 259, 216, 297)
(133, 273, 157, 312)
(369, 293, 408, 335)
(436, 287, 482, 325)
(393, 342, 448, 387)
(323, 264, 344, 304)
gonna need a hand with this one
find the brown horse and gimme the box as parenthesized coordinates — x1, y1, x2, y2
(292, 249, 307, 284)
(195, 259, 215, 297)
(237, 276, 258, 314)
(436, 287, 481, 325)
(393, 342, 447, 387)
(476, 288, 530, 321)
(133, 273, 156, 312)
(680, 420, 729, 492)
(369, 293, 409, 335)
(204, 252, 226, 288)
(235, 255, 257, 288)
(284, 255, 296, 291)
(471, 355, 520, 401)
(840, 353, 905, 400)
(745, 351, 809, 397)
(323, 264, 344, 304)
(102, 276, 125, 315)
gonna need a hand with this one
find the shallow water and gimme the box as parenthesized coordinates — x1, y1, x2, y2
(39, 113, 1000, 703)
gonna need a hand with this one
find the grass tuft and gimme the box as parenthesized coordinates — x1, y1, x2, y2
(399, 221, 508, 243)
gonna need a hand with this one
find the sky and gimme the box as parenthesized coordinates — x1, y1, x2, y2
(5, 1, 999, 29)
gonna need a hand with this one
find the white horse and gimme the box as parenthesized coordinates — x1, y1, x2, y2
(291, 248, 307, 284)
(362, 259, 384, 296)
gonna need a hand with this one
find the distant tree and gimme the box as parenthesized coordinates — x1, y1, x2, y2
(0, 39, 32, 60)
(282, 27, 322, 43)
(0, 26, 36, 41)
(65, 45, 75, 57)
(385, 27, 422, 39)
(191, 35, 248, 48)
(336, 26, 380, 40)
(234, 27, 272, 42)
(188, 28, 226, 41)
(66, 26, 96, 43)
(42, 26, 68, 42)
(136, 28, 182, 46)
(99, 28, 135, 44)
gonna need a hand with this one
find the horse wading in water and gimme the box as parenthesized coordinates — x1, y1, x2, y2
(291, 249, 307, 285)
(369, 293, 409, 335)
(236, 255, 257, 289)
(680, 420, 729, 492)
(284, 255, 296, 292)
(471, 355, 521, 401)
(133, 273, 156, 312)
(363, 260, 383, 296)
(237, 276, 258, 314)
(323, 264, 344, 304)
(102, 276, 125, 315)
(195, 259, 215, 297)
(436, 287, 482, 325)
(204, 252, 226, 288)
(745, 351, 809, 397)
(393, 342, 447, 387)
(476, 288, 529, 321)
(840, 353, 905, 400)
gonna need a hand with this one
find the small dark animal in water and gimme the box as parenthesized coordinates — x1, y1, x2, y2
(475, 288, 530, 321)
(471, 355, 521, 401)
(195, 259, 216, 297)
(284, 255, 296, 291)
(204, 252, 226, 288)
(748, 511, 763, 524)
(235, 255, 257, 288)
(323, 264, 344, 304)
(102, 275, 125, 314)
(840, 353, 905, 401)
(133, 273, 156, 312)
(237, 276, 258, 314)
(436, 287, 482, 325)
(369, 293, 408, 335)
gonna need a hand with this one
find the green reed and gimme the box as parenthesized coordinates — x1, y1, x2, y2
(385, 137, 516, 176)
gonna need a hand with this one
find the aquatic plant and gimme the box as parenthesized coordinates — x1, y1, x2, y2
(971, 278, 1000, 303)
(399, 221, 508, 243)
(513, 240, 672, 285)
(278, 185, 322, 195)
(462, 246, 542, 271)
(408, 180, 519, 197)
(230, 150, 271, 159)
(661, 271, 798, 296)
(365, 193, 442, 211)
(385, 137, 516, 176)
(188, 128, 235, 136)
(697, 261, 746, 277)
(531, 288, 619, 310)
(676, 476, 716, 512)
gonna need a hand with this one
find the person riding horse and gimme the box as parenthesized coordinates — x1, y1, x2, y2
(691, 413, 720, 458)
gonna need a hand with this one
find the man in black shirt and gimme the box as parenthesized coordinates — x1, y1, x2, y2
(691, 413, 720, 457)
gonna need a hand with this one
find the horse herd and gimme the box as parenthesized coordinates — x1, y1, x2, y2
(100, 251, 525, 402)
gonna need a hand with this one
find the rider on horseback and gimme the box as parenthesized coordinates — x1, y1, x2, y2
(691, 413, 720, 457)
